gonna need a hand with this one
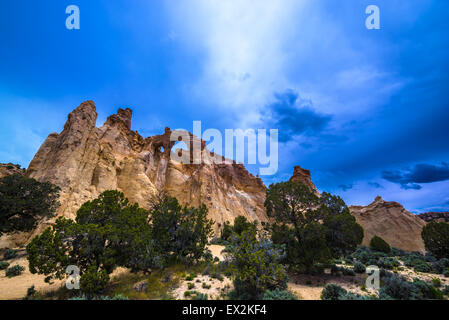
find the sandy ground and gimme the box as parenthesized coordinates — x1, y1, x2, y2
(0, 254, 64, 300)
(207, 245, 226, 261)
(172, 274, 233, 300)
(287, 272, 371, 300)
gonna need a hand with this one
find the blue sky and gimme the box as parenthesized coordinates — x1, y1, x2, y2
(0, 0, 448, 213)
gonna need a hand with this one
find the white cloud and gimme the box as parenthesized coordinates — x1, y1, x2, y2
(168, 0, 311, 127)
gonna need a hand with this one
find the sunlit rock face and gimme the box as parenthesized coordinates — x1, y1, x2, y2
(26, 101, 268, 235)
(0, 163, 24, 178)
(350, 196, 427, 253)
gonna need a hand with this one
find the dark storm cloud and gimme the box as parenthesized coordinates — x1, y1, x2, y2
(262, 90, 332, 143)
(382, 162, 449, 190)
(368, 182, 384, 189)
(339, 184, 353, 191)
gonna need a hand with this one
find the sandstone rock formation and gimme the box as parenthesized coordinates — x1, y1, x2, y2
(418, 212, 449, 223)
(290, 165, 319, 194)
(26, 101, 268, 234)
(350, 196, 427, 252)
(0, 163, 25, 178)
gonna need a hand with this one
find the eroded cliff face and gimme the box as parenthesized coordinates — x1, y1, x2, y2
(350, 196, 427, 252)
(290, 165, 318, 194)
(418, 212, 449, 223)
(26, 101, 268, 233)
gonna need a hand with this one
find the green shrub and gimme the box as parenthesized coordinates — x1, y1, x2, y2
(3, 249, 18, 260)
(5, 264, 25, 277)
(202, 282, 211, 289)
(79, 267, 110, 299)
(378, 257, 400, 270)
(184, 291, 192, 297)
(261, 288, 297, 300)
(414, 262, 432, 273)
(342, 268, 355, 276)
(193, 293, 208, 300)
(380, 275, 417, 300)
(0, 175, 60, 234)
(370, 236, 391, 253)
(321, 284, 347, 300)
(0, 261, 10, 270)
(185, 272, 196, 281)
(432, 278, 442, 288)
(442, 285, 449, 295)
(412, 279, 443, 300)
(99, 294, 129, 300)
(228, 230, 288, 300)
(353, 262, 366, 273)
(422, 222, 449, 259)
(187, 282, 195, 290)
(22, 285, 37, 300)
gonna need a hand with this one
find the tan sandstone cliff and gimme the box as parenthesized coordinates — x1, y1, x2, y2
(350, 196, 426, 252)
(25, 101, 267, 236)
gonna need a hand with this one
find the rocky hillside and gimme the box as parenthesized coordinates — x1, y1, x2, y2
(0, 163, 25, 178)
(26, 101, 268, 233)
(418, 212, 449, 223)
(350, 197, 426, 252)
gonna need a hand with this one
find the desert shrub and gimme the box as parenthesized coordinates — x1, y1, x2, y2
(432, 278, 442, 288)
(370, 236, 391, 253)
(378, 257, 400, 270)
(80, 266, 110, 299)
(193, 293, 208, 300)
(22, 285, 36, 300)
(27, 191, 161, 297)
(342, 268, 355, 276)
(0, 261, 10, 270)
(442, 286, 449, 295)
(227, 229, 288, 300)
(185, 272, 196, 281)
(261, 288, 297, 300)
(100, 294, 129, 300)
(432, 258, 449, 274)
(3, 248, 18, 260)
(202, 282, 211, 289)
(414, 262, 432, 273)
(380, 275, 417, 300)
(5, 264, 25, 277)
(0, 174, 60, 234)
(265, 182, 363, 273)
(391, 248, 406, 256)
(187, 282, 195, 290)
(330, 264, 341, 275)
(150, 194, 214, 264)
(321, 284, 347, 300)
(412, 279, 443, 300)
(353, 262, 366, 273)
(422, 222, 449, 259)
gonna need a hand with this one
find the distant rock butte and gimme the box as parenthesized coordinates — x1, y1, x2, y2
(417, 212, 449, 223)
(350, 196, 426, 252)
(290, 165, 319, 194)
(25, 101, 268, 235)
